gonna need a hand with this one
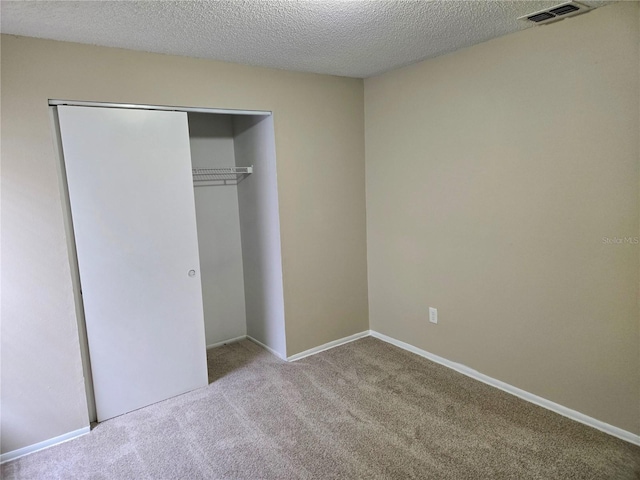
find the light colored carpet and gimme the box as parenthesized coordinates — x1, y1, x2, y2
(2, 337, 639, 479)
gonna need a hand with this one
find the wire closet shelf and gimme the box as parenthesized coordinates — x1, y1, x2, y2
(192, 166, 253, 186)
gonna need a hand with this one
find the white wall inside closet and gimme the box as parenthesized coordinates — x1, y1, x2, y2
(188, 113, 247, 346)
(234, 115, 286, 358)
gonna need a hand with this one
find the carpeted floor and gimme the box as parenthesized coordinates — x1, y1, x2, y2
(2, 337, 639, 479)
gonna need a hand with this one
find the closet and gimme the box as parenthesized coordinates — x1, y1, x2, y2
(54, 102, 286, 423)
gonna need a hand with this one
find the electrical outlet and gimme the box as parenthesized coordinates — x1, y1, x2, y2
(429, 307, 438, 324)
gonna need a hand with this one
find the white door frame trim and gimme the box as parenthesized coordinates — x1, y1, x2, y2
(48, 99, 272, 116)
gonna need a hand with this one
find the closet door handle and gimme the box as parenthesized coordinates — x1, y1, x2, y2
(188, 269, 196, 277)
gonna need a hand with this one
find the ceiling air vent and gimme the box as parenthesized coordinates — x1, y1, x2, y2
(549, 4, 581, 15)
(519, 1, 591, 26)
(528, 12, 556, 23)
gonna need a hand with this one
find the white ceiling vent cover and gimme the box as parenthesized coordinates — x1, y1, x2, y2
(519, 1, 592, 25)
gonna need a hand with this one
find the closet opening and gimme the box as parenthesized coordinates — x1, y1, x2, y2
(51, 101, 287, 423)
(187, 111, 288, 380)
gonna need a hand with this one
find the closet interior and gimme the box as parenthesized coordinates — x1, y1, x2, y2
(188, 112, 287, 358)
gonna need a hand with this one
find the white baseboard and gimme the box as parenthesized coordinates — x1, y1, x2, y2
(369, 330, 640, 447)
(246, 335, 286, 360)
(0, 426, 90, 464)
(206, 335, 247, 350)
(4, 331, 636, 466)
(287, 330, 370, 362)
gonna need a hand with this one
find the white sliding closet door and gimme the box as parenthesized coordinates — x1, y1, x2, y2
(58, 106, 208, 422)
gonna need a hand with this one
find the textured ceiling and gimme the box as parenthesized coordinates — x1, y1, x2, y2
(0, 1, 610, 78)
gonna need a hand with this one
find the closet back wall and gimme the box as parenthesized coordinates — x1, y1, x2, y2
(1, 35, 368, 454)
(188, 113, 247, 346)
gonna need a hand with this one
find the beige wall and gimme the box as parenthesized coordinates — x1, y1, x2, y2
(365, 2, 639, 435)
(0, 35, 368, 453)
